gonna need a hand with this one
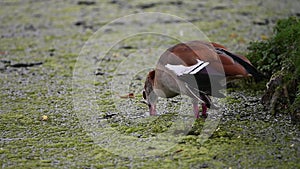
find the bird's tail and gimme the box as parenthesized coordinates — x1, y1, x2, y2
(216, 48, 265, 82)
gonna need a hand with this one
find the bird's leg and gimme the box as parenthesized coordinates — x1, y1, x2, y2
(192, 99, 208, 118)
(192, 99, 200, 118)
(201, 103, 208, 118)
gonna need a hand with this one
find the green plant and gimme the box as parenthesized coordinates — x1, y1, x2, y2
(247, 17, 300, 78)
(247, 17, 300, 122)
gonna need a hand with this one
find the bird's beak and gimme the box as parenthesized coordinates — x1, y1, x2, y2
(140, 100, 156, 116)
(149, 104, 156, 116)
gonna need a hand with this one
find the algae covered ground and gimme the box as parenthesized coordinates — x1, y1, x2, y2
(1, 0, 300, 168)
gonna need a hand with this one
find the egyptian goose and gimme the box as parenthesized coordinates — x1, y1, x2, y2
(143, 41, 263, 118)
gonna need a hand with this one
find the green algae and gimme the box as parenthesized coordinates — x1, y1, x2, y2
(1, 0, 299, 168)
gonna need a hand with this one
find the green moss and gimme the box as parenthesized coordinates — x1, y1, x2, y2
(247, 17, 300, 118)
(1, 1, 299, 168)
(224, 96, 241, 104)
(247, 17, 300, 77)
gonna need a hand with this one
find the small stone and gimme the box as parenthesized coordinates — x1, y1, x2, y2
(41, 115, 48, 121)
(253, 19, 269, 25)
(0, 62, 5, 71)
(77, 1, 96, 5)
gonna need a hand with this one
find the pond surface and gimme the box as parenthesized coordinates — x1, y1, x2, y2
(0, 0, 299, 168)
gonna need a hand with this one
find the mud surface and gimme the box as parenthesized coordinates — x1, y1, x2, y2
(0, 0, 299, 168)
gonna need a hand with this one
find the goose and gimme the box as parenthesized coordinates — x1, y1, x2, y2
(143, 41, 263, 118)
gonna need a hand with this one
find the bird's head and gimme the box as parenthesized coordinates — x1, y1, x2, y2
(142, 70, 157, 115)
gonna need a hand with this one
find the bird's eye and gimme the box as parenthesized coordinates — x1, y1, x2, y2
(142, 90, 146, 99)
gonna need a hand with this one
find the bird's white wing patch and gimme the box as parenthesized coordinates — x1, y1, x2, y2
(165, 59, 209, 76)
